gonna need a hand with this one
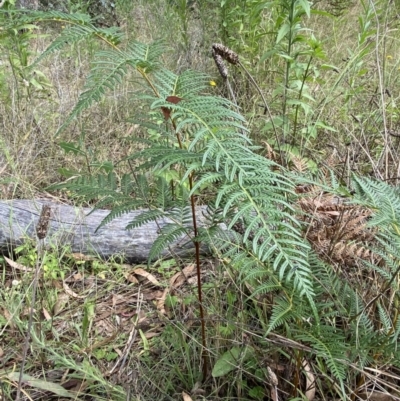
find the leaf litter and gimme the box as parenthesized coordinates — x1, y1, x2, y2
(0, 252, 210, 400)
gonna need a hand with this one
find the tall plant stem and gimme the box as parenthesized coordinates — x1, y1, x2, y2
(171, 119, 208, 378)
(292, 55, 312, 148)
(280, 0, 296, 160)
(189, 174, 208, 378)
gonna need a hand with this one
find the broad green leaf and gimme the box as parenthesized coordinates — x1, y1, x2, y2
(212, 346, 254, 377)
(59, 142, 85, 155)
(89, 161, 114, 173)
(139, 329, 150, 351)
(6, 372, 82, 399)
(297, 0, 311, 17)
(320, 64, 340, 72)
(259, 48, 278, 63)
(29, 78, 43, 90)
(276, 23, 290, 44)
(314, 121, 337, 132)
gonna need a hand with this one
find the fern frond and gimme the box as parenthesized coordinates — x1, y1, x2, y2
(43, 30, 316, 300)
(120, 173, 135, 196)
(174, 70, 210, 96)
(191, 172, 225, 193)
(392, 318, 400, 345)
(154, 177, 174, 209)
(296, 328, 348, 381)
(49, 171, 120, 200)
(352, 175, 400, 219)
(56, 51, 129, 135)
(95, 201, 149, 230)
(266, 295, 296, 334)
(151, 68, 210, 99)
(377, 303, 392, 334)
(56, 41, 166, 135)
(125, 209, 169, 230)
(18, 11, 93, 25)
(148, 224, 190, 261)
(33, 25, 124, 66)
(127, 40, 165, 73)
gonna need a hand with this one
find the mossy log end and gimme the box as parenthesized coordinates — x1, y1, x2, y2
(0, 200, 213, 262)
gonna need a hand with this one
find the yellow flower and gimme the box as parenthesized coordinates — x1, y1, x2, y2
(209, 80, 217, 87)
(387, 55, 393, 60)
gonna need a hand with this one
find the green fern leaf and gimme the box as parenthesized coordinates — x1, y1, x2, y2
(296, 328, 348, 381)
(148, 224, 189, 261)
(126, 209, 167, 230)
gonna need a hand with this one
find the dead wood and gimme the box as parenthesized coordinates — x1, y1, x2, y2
(0, 200, 213, 262)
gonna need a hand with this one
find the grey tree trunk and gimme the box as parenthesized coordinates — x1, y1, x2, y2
(0, 200, 213, 262)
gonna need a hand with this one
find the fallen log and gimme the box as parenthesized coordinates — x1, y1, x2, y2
(0, 200, 214, 262)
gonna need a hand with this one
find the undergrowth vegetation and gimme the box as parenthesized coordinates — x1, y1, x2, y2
(1, 0, 400, 400)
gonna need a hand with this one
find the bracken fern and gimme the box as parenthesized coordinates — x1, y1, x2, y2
(37, 23, 315, 298)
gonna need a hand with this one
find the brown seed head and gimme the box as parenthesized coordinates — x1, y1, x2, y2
(212, 43, 239, 65)
(212, 48, 228, 79)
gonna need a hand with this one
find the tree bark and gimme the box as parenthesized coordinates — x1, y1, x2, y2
(0, 200, 213, 262)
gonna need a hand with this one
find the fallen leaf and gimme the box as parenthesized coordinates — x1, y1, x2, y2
(62, 378, 87, 393)
(142, 290, 164, 300)
(320, 210, 340, 216)
(157, 288, 169, 315)
(95, 319, 115, 335)
(357, 392, 393, 401)
(133, 268, 160, 286)
(182, 391, 193, 401)
(70, 253, 94, 261)
(137, 310, 147, 325)
(6, 372, 83, 400)
(187, 270, 206, 285)
(63, 281, 86, 299)
(144, 332, 160, 339)
(157, 264, 196, 313)
(267, 366, 279, 401)
(4, 256, 33, 272)
(124, 272, 139, 284)
(2, 308, 15, 329)
(53, 292, 69, 315)
(73, 272, 83, 280)
(169, 264, 196, 289)
(191, 381, 205, 396)
(212, 346, 255, 377)
(42, 307, 52, 321)
(303, 359, 315, 401)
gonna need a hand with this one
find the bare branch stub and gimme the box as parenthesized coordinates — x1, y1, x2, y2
(36, 204, 51, 240)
